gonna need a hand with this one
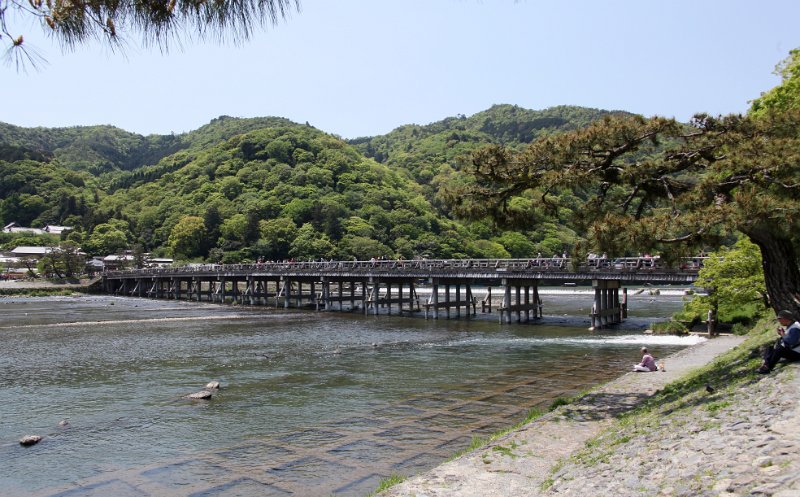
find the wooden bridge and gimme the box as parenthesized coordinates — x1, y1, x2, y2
(102, 257, 702, 329)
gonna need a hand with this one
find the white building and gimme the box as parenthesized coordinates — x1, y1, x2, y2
(11, 246, 56, 257)
(3, 223, 44, 235)
(3, 223, 73, 236)
(43, 225, 73, 235)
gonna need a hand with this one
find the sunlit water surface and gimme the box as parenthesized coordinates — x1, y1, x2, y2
(0, 290, 700, 496)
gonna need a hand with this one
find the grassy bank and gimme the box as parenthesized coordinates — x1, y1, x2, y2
(543, 318, 776, 490)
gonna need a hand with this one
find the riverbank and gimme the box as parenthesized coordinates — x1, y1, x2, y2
(380, 327, 799, 496)
(0, 278, 97, 296)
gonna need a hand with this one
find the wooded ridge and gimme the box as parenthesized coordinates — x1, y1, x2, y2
(0, 105, 620, 262)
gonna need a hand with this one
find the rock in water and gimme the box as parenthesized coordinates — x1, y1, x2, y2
(20, 435, 43, 446)
(187, 390, 213, 400)
(205, 381, 221, 389)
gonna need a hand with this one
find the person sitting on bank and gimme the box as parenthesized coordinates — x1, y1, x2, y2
(757, 309, 800, 374)
(633, 347, 658, 372)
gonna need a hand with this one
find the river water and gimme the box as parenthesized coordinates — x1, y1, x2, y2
(0, 289, 702, 497)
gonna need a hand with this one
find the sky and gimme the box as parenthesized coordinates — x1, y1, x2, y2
(3, 0, 800, 138)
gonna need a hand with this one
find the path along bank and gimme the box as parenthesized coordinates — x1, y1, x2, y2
(381, 327, 800, 497)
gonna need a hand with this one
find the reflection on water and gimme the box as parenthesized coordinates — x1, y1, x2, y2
(0, 292, 695, 496)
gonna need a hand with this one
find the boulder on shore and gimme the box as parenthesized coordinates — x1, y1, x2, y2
(187, 390, 213, 400)
(20, 435, 43, 446)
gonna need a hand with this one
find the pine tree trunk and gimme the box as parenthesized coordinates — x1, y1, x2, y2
(745, 227, 800, 317)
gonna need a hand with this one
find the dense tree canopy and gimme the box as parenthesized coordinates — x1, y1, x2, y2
(681, 238, 767, 325)
(451, 52, 800, 316)
(0, 120, 503, 262)
(751, 49, 800, 119)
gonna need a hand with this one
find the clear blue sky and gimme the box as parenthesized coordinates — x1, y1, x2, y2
(3, 0, 800, 138)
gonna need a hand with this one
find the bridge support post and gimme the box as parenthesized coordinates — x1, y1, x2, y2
(429, 279, 439, 320)
(247, 276, 255, 305)
(321, 278, 330, 310)
(591, 279, 622, 329)
(482, 287, 492, 313)
(445, 284, 451, 319)
(374, 279, 380, 316)
(455, 284, 461, 319)
(535, 284, 542, 318)
(524, 285, 530, 322)
(501, 280, 511, 324)
(234, 278, 242, 304)
(621, 287, 628, 319)
(398, 282, 404, 313)
(362, 280, 369, 315)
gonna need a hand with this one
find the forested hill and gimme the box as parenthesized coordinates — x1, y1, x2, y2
(352, 104, 625, 157)
(0, 116, 297, 175)
(0, 105, 623, 263)
(349, 104, 627, 187)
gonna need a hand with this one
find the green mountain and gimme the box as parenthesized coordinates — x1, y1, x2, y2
(0, 105, 619, 262)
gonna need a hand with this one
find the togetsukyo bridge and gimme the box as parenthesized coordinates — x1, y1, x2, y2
(101, 257, 702, 329)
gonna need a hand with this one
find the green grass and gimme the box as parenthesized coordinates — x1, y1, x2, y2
(545, 317, 778, 485)
(549, 397, 572, 410)
(704, 400, 731, 414)
(492, 440, 520, 459)
(367, 474, 405, 496)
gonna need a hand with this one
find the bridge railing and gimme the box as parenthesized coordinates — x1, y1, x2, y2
(104, 256, 706, 278)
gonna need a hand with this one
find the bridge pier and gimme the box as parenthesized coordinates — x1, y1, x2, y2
(499, 280, 542, 324)
(424, 279, 475, 320)
(591, 280, 626, 329)
(365, 279, 419, 316)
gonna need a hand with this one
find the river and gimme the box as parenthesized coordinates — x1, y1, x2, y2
(0, 289, 702, 496)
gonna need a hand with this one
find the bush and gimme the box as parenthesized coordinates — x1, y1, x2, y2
(730, 322, 751, 335)
(650, 320, 689, 336)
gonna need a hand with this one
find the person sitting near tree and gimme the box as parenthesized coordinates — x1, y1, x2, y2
(633, 347, 658, 372)
(758, 309, 800, 374)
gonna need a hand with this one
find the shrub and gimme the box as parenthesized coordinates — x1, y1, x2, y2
(650, 320, 689, 336)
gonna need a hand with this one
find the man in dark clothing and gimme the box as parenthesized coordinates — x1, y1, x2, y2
(758, 309, 800, 374)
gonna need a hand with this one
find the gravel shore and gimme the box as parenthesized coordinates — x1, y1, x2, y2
(381, 335, 800, 497)
(0, 279, 93, 289)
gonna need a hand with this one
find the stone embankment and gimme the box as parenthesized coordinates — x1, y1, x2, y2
(382, 335, 800, 497)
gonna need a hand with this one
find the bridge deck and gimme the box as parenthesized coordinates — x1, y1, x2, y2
(104, 257, 700, 285)
(102, 258, 699, 327)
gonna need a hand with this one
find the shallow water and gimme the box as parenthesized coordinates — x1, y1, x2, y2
(0, 291, 698, 496)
